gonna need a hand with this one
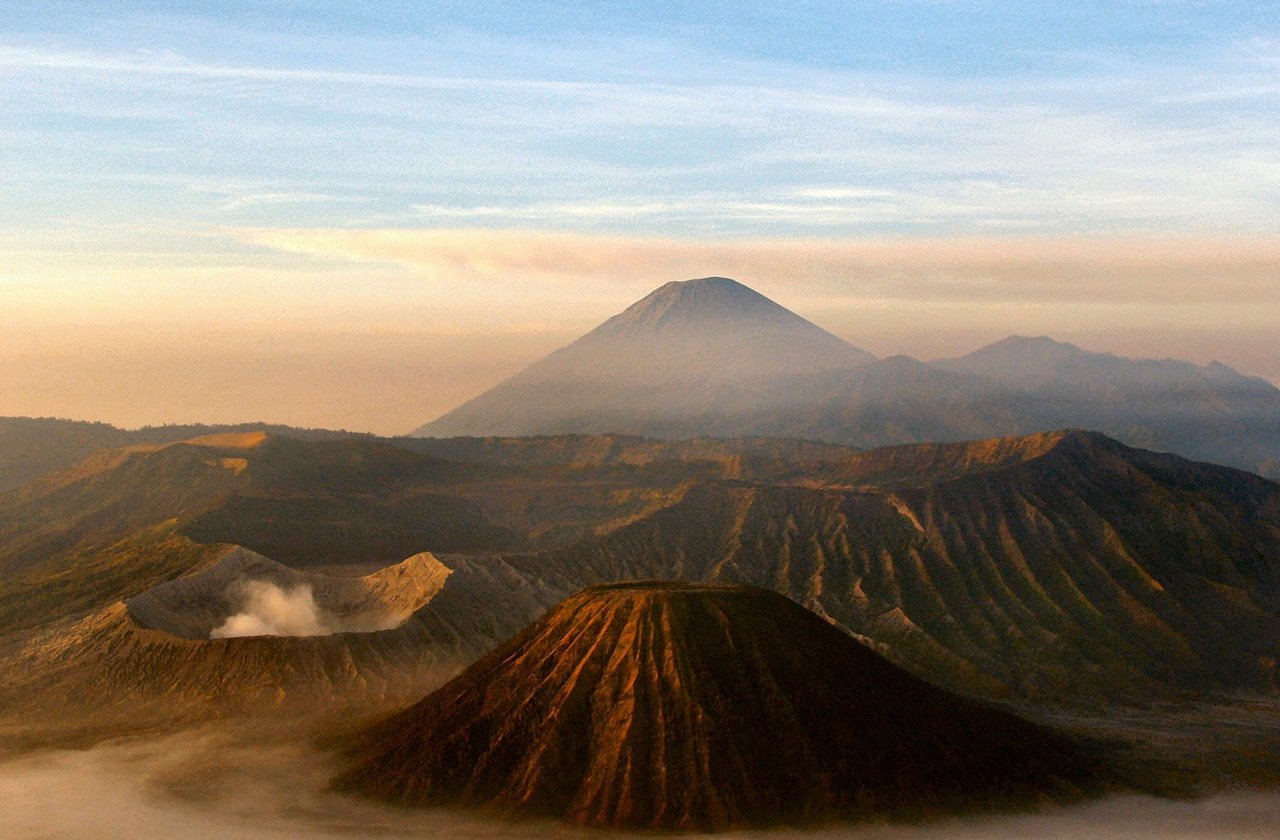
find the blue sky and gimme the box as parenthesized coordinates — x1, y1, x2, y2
(1, 2, 1278, 431)
(4, 1, 1278, 238)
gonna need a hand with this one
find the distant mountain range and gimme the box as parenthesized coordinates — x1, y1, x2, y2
(415, 277, 1280, 480)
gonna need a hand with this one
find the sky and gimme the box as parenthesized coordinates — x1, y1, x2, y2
(1, 1, 1278, 433)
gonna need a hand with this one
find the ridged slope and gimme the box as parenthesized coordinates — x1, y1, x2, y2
(5, 429, 1278, 729)
(429, 431, 1280, 702)
(337, 583, 1103, 830)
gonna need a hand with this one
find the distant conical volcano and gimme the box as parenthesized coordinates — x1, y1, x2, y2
(589, 276, 860, 344)
(411, 278, 1280, 480)
(335, 582, 1105, 830)
(413, 277, 874, 437)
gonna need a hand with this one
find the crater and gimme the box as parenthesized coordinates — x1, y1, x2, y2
(125, 547, 450, 640)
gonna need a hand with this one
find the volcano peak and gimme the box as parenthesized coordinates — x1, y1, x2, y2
(413, 277, 873, 437)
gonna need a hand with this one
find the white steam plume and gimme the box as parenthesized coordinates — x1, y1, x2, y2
(211, 581, 331, 639)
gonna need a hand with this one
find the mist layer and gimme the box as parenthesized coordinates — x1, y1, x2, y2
(4, 732, 1280, 840)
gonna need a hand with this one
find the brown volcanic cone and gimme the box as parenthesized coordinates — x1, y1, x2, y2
(335, 582, 1105, 830)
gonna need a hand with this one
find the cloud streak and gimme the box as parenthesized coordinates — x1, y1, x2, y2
(0, 45, 599, 93)
(243, 227, 1280, 306)
(3, 31, 1277, 236)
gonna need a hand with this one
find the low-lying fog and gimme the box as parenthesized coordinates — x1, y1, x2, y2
(3, 730, 1279, 840)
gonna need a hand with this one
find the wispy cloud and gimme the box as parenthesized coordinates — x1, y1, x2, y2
(3, 29, 1277, 236)
(216, 192, 376, 212)
(0, 45, 597, 93)
(241, 227, 1280, 306)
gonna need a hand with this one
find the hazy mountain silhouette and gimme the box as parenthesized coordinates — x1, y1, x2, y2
(940, 335, 1264, 392)
(412, 279, 1280, 478)
(936, 336, 1280, 476)
(336, 582, 1105, 830)
(415, 276, 875, 437)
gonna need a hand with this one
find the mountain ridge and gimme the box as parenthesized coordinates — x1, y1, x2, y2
(2, 427, 1278, 738)
(938, 334, 1276, 393)
(412, 278, 1280, 479)
(471, 429, 1280, 702)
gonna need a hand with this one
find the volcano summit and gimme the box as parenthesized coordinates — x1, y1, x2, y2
(414, 276, 874, 438)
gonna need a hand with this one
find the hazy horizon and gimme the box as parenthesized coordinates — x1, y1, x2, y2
(3, 2, 1277, 433)
(1, 291, 1276, 436)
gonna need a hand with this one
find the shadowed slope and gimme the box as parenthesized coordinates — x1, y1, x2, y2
(0, 417, 375, 492)
(0, 433, 520, 575)
(336, 583, 1105, 830)
(0, 418, 136, 493)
